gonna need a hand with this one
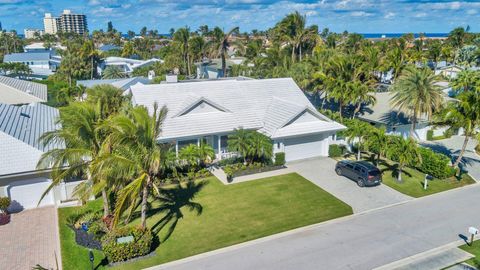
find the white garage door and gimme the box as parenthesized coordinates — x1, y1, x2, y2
(283, 134, 328, 162)
(6, 178, 54, 212)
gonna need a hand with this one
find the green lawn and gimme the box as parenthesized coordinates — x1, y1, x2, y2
(380, 164, 475, 198)
(59, 173, 352, 269)
(459, 241, 480, 268)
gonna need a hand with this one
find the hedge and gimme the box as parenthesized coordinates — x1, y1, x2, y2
(102, 227, 153, 263)
(274, 152, 286, 166)
(329, 144, 345, 158)
(415, 147, 455, 179)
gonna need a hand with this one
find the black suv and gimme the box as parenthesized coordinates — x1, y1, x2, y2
(335, 160, 382, 187)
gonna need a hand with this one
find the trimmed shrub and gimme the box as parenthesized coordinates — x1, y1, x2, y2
(274, 152, 286, 166)
(416, 147, 456, 179)
(426, 130, 434, 141)
(102, 227, 153, 263)
(0, 197, 11, 213)
(329, 144, 345, 158)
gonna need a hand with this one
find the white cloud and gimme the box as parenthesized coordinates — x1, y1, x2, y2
(414, 12, 427, 18)
(384, 12, 395, 19)
(350, 11, 373, 17)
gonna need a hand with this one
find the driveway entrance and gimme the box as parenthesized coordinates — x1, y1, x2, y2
(0, 206, 61, 270)
(288, 157, 412, 213)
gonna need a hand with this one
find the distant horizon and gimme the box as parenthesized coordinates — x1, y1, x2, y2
(0, 1, 478, 34)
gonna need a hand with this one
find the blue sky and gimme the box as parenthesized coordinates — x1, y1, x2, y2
(0, 0, 479, 34)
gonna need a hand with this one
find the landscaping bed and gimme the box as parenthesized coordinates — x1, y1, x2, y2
(59, 174, 352, 269)
(223, 162, 286, 180)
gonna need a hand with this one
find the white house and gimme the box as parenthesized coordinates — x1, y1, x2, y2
(130, 77, 345, 162)
(3, 51, 61, 79)
(0, 103, 81, 212)
(195, 57, 249, 79)
(98, 57, 163, 76)
(0, 76, 47, 104)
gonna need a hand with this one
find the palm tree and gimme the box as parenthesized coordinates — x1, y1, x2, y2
(95, 104, 169, 229)
(387, 137, 421, 182)
(173, 27, 191, 76)
(80, 40, 99, 79)
(436, 91, 480, 168)
(275, 11, 318, 62)
(208, 26, 243, 77)
(228, 128, 253, 164)
(179, 144, 200, 168)
(102, 66, 125, 79)
(366, 127, 390, 165)
(247, 132, 273, 162)
(37, 102, 112, 217)
(450, 70, 479, 92)
(198, 141, 215, 165)
(391, 66, 444, 139)
(349, 81, 376, 119)
(344, 120, 372, 160)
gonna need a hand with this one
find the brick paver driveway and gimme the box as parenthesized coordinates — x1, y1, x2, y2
(0, 206, 61, 270)
(287, 157, 412, 213)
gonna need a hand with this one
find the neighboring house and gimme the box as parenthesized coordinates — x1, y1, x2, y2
(77, 77, 150, 92)
(0, 76, 47, 104)
(195, 57, 249, 79)
(358, 92, 452, 141)
(24, 42, 66, 52)
(0, 103, 80, 212)
(3, 51, 61, 79)
(98, 44, 121, 52)
(435, 65, 464, 79)
(130, 77, 345, 162)
(98, 57, 163, 76)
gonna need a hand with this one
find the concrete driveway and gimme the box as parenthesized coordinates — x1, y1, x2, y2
(421, 136, 480, 181)
(0, 206, 61, 270)
(287, 157, 412, 213)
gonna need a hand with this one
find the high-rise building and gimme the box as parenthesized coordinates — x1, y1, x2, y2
(43, 10, 87, 35)
(24, 28, 45, 39)
(43, 13, 59, 34)
(0, 21, 2, 31)
(59, 10, 87, 35)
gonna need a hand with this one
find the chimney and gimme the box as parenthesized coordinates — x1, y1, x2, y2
(166, 74, 178, 83)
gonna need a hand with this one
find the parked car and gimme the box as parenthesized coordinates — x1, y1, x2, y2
(335, 160, 382, 187)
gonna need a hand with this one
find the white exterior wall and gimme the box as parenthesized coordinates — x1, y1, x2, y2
(386, 123, 430, 141)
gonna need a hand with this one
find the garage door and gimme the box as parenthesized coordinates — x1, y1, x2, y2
(283, 134, 328, 162)
(6, 178, 54, 212)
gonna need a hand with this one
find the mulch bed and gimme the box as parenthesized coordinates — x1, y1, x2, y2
(71, 226, 102, 250)
(231, 165, 286, 178)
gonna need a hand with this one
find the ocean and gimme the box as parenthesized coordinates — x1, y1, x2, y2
(360, 33, 448, 39)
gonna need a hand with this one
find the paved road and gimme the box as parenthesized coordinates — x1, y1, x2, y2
(288, 157, 412, 213)
(150, 183, 480, 270)
(421, 136, 480, 181)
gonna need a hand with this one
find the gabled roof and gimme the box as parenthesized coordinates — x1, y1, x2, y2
(0, 103, 61, 151)
(0, 76, 47, 104)
(131, 78, 344, 141)
(0, 130, 45, 176)
(173, 95, 231, 117)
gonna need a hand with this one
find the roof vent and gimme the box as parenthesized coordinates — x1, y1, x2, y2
(20, 112, 31, 118)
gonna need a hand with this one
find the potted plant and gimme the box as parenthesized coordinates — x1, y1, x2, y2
(0, 196, 11, 225)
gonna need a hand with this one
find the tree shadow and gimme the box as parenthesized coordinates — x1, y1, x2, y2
(150, 180, 208, 242)
(377, 160, 412, 182)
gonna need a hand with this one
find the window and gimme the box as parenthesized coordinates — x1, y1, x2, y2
(277, 142, 281, 149)
(354, 166, 362, 173)
(346, 164, 354, 169)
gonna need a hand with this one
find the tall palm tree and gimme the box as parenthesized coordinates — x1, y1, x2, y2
(208, 26, 243, 77)
(436, 91, 480, 168)
(95, 104, 169, 229)
(37, 102, 111, 217)
(366, 127, 390, 165)
(391, 66, 444, 139)
(344, 120, 372, 160)
(349, 81, 376, 119)
(173, 27, 191, 76)
(80, 40, 99, 79)
(387, 137, 421, 182)
(275, 11, 318, 62)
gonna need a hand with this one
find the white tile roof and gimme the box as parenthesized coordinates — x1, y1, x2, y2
(131, 78, 345, 141)
(0, 130, 44, 176)
(0, 76, 47, 104)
